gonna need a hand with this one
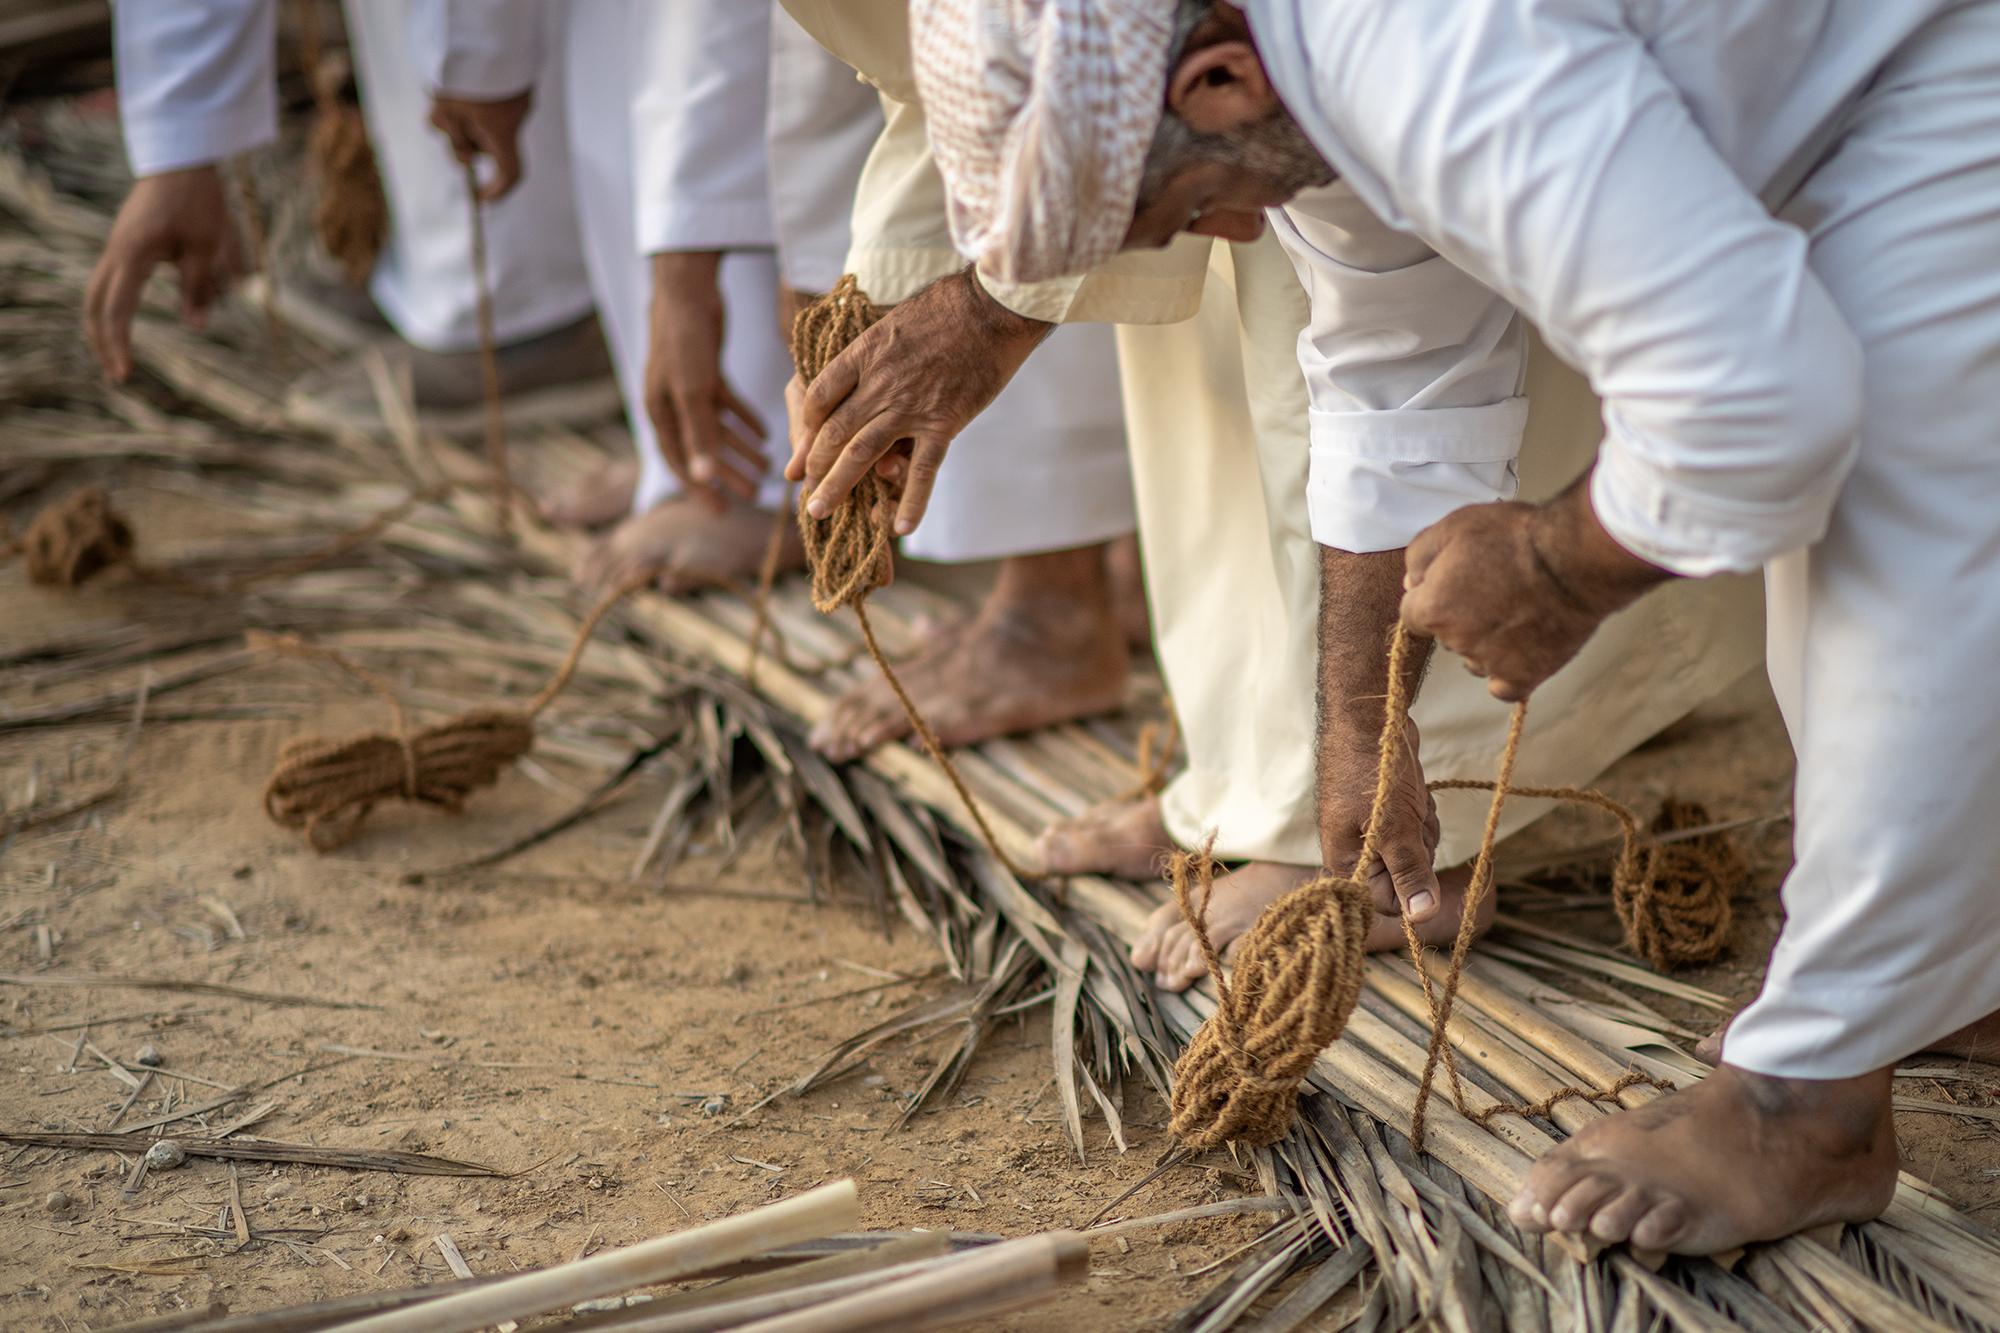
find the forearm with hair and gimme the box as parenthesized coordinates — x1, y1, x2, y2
(1313, 545, 1432, 868)
(958, 265, 1056, 349)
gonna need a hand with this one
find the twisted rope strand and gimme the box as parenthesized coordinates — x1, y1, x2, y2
(463, 165, 515, 540)
(1168, 621, 1715, 1153)
(257, 574, 645, 852)
(789, 277, 1031, 881)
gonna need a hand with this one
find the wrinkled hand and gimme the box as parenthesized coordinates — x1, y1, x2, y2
(84, 166, 243, 382)
(1322, 716, 1445, 922)
(646, 251, 768, 512)
(1401, 486, 1671, 702)
(788, 268, 1050, 536)
(428, 91, 533, 200)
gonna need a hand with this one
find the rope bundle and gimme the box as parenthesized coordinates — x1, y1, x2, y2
(257, 576, 637, 852)
(0, 486, 134, 587)
(789, 276, 1028, 880)
(264, 707, 533, 852)
(297, 0, 387, 285)
(2, 484, 455, 595)
(1167, 848, 1372, 1149)
(1168, 625, 1726, 1153)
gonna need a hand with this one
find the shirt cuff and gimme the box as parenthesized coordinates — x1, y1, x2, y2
(1590, 426, 1841, 577)
(1306, 399, 1527, 551)
(638, 200, 778, 256)
(124, 103, 276, 177)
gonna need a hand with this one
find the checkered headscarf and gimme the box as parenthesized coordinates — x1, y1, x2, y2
(911, 0, 1175, 284)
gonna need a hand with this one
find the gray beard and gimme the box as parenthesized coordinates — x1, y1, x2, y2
(1136, 106, 1337, 213)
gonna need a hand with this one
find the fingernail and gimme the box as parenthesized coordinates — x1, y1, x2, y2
(808, 498, 829, 518)
(1408, 891, 1437, 917)
(690, 457, 712, 481)
(894, 517, 915, 536)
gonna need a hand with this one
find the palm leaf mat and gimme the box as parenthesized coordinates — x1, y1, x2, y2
(4, 120, 2000, 1331)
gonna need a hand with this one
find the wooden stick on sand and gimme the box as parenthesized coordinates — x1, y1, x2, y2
(331, 1180, 858, 1333)
(729, 1232, 1090, 1333)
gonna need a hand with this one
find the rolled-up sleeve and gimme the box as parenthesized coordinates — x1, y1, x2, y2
(1265, 0, 1863, 577)
(1270, 195, 1531, 552)
(406, 0, 541, 98)
(115, 0, 277, 176)
(633, 0, 777, 255)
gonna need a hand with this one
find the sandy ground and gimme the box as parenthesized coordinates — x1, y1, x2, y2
(4, 480, 1999, 1333)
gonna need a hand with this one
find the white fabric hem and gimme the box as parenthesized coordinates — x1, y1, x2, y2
(125, 108, 275, 177)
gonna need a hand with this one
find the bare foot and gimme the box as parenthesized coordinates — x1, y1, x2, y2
(810, 545, 1129, 762)
(1697, 1008, 2000, 1067)
(1033, 794, 1175, 881)
(573, 494, 801, 595)
(542, 459, 636, 530)
(1510, 1064, 1898, 1255)
(1130, 863, 1489, 991)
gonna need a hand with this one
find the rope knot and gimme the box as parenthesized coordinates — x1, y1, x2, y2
(4, 486, 135, 588)
(1166, 846, 1374, 1150)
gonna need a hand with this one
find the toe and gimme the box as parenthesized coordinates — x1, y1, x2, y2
(1587, 1186, 1658, 1245)
(1513, 1153, 1593, 1230)
(1037, 824, 1087, 875)
(1130, 908, 1174, 971)
(1160, 928, 1206, 991)
(1629, 1198, 1691, 1254)
(1547, 1173, 1623, 1233)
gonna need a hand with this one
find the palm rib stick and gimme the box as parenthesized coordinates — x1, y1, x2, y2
(330, 1180, 858, 1333)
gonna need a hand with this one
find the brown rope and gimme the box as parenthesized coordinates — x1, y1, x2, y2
(789, 276, 1029, 880)
(1425, 785, 1739, 970)
(1166, 842, 1373, 1149)
(1, 484, 455, 594)
(1, 486, 135, 587)
(463, 163, 515, 541)
(1117, 713, 1180, 803)
(1168, 623, 1696, 1153)
(297, 0, 387, 286)
(257, 573, 642, 852)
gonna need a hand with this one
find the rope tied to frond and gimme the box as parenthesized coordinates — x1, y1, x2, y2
(2, 484, 458, 594)
(257, 573, 644, 852)
(1169, 623, 1725, 1152)
(788, 276, 1029, 880)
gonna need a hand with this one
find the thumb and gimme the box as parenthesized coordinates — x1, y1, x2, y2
(1381, 838, 1444, 925)
(481, 132, 522, 201)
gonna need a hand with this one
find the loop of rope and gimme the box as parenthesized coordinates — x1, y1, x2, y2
(1169, 622, 1714, 1153)
(789, 277, 1030, 881)
(1166, 842, 1373, 1149)
(1, 486, 135, 588)
(255, 573, 644, 852)
(1116, 713, 1179, 803)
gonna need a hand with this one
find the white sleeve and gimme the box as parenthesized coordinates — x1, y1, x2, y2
(1278, 2, 1864, 577)
(632, 0, 777, 254)
(1271, 190, 1529, 554)
(766, 6, 880, 291)
(114, 0, 277, 176)
(405, 0, 541, 99)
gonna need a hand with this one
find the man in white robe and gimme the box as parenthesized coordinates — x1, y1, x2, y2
(908, 0, 2000, 1258)
(89, 0, 621, 436)
(780, 0, 1759, 985)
